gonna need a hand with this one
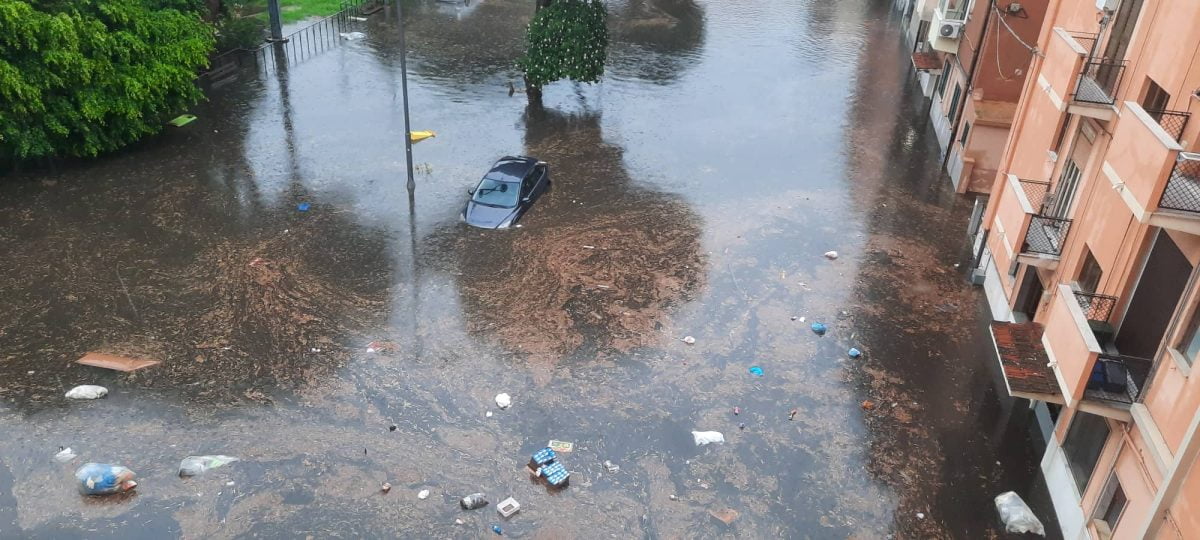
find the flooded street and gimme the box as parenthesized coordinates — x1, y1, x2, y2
(0, 0, 1056, 537)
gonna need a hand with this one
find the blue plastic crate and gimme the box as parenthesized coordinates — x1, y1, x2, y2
(531, 447, 556, 466)
(541, 461, 569, 486)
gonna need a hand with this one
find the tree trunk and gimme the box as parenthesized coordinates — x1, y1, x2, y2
(206, 0, 222, 21)
(524, 75, 542, 104)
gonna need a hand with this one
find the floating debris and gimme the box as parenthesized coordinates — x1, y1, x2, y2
(76, 352, 159, 372)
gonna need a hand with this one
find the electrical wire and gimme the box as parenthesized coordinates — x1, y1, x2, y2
(992, 1, 1042, 57)
(994, 10, 1014, 81)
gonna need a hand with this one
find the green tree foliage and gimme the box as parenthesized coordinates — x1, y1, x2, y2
(518, 0, 608, 90)
(0, 0, 215, 161)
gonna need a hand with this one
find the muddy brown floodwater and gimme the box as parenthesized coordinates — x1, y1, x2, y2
(0, 0, 1059, 538)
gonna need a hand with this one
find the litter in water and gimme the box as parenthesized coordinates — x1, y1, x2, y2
(65, 385, 107, 400)
(76, 463, 137, 495)
(76, 352, 160, 372)
(495, 393, 512, 409)
(995, 491, 1045, 535)
(460, 493, 489, 510)
(548, 440, 574, 453)
(810, 322, 827, 335)
(692, 431, 725, 446)
(297, 202, 311, 212)
(178, 455, 239, 477)
(748, 366, 764, 376)
(848, 348, 862, 359)
(497, 497, 520, 517)
(709, 508, 739, 525)
(168, 114, 197, 127)
(54, 447, 77, 463)
(681, 336, 696, 345)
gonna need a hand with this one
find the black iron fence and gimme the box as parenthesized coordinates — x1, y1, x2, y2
(1146, 108, 1191, 143)
(1075, 58, 1127, 105)
(1018, 178, 1050, 212)
(1022, 215, 1072, 256)
(1073, 291, 1117, 323)
(199, 0, 371, 82)
(1085, 353, 1153, 404)
(1160, 153, 1200, 213)
(263, 0, 369, 69)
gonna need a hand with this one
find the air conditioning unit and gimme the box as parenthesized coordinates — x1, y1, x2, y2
(939, 21, 963, 39)
(1096, 0, 1118, 12)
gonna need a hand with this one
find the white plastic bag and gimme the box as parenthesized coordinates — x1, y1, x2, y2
(994, 491, 1045, 535)
(178, 455, 239, 477)
(495, 393, 512, 409)
(65, 385, 108, 400)
(54, 447, 78, 463)
(692, 431, 725, 446)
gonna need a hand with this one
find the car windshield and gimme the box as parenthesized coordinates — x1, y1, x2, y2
(472, 177, 520, 207)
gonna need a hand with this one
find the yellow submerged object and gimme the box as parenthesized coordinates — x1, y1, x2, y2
(409, 130, 436, 143)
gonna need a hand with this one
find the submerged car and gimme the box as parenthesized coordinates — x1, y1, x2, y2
(463, 156, 550, 229)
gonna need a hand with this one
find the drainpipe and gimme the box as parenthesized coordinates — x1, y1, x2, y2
(941, 0, 994, 171)
(1138, 405, 1200, 538)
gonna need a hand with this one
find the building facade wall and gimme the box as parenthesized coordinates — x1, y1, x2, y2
(978, 0, 1200, 537)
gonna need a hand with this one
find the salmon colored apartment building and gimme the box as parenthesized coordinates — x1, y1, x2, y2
(973, 0, 1200, 537)
(903, 0, 1046, 193)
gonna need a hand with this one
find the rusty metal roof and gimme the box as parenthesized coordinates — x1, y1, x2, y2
(990, 322, 1061, 398)
(911, 50, 942, 72)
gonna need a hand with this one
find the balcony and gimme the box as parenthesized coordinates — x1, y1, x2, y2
(991, 176, 1071, 270)
(989, 285, 1150, 420)
(1022, 214, 1072, 262)
(1159, 153, 1200, 214)
(1070, 291, 1152, 404)
(1067, 57, 1126, 121)
(1147, 109, 1191, 143)
(1104, 101, 1200, 234)
(927, 0, 968, 53)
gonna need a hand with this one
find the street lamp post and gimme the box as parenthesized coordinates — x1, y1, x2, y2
(396, 0, 416, 192)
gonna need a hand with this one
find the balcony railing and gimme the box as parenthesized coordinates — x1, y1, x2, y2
(1159, 152, 1200, 214)
(1084, 353, 1153, 404)
(938, 0, 969, 21)
(1018, 178, 1051, 212)
(1023, 215, 1072, 256)
(1146, 109, 1191, 143)
(1074, 58, 1127, 105)
(1074, 291, 1116, 323)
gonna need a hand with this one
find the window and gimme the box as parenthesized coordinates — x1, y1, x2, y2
(959, 121, 971, 146)
(1096, 475, 1127, 529)
(948, 84, 963, 123)
(471, 178, 520, 208)
(1142, 78, 1170, 116)
(1177, 304, 1200, 366)
(936, 60, 952, 95)
(1062, 412, 1110, 494)
(1078, 250, 1103, 294)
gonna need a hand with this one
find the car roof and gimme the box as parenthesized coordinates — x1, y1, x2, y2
(486, 156, 538, 181)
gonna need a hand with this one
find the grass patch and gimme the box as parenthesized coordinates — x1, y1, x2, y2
(239, 0, 349, 24)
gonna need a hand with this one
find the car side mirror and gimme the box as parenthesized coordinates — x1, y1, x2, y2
(468, 188, 476, 195)
(522, 196, 531, 202)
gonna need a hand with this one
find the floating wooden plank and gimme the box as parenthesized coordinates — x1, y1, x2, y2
(77, 352, 160, 372)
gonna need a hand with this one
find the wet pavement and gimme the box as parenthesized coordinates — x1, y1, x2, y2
(0, 0, 1058, 537)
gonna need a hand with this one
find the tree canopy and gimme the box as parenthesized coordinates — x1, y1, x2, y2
(0, 0, 214, 161)
(518, 0, 608, 91)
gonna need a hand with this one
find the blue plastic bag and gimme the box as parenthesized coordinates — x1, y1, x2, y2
(75, 463, 137, 495)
